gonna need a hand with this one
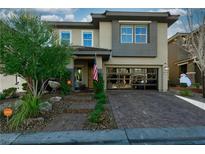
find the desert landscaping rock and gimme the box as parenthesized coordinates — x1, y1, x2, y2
(39, 101, 52, 113)
(49, 96, 62, 103)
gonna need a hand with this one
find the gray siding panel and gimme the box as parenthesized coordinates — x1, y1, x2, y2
(112, 20, 157, 57)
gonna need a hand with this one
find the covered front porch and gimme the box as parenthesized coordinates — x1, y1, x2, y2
(67, 46, 111, 90)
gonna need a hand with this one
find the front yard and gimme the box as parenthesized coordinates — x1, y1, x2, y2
(1, 89, 205, 133)
(0, 92, 116, 133)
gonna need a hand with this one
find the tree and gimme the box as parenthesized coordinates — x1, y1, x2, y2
(181, 9, 205, 97)
(0, 11, 73, 98)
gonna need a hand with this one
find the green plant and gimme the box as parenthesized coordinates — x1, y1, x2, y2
(3, 87, 17, 98)
(9, 93, 40, 130)
(95, 103, 105, 112)
(0, 12, 73, 98)
(180, 83, 188, 88)
(60, 70, 71, 95)
(94, 92, 106, 99)
(93, 74, 104, 94)
(179, 89, 193, 97)
(0, 93, 6, 100)
(89, 109, 102, 123)
(192, 83, 200, 89)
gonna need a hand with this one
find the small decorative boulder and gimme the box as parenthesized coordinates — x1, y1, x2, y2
(39, 101, 52, 113)
(49, 96, 62, 103)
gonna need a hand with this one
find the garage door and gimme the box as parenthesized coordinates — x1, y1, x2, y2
(106, 67, 158, 90)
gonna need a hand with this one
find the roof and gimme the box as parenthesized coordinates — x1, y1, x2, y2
(168, 32, 189, 43)
(49, 10, 179, 28)
(72, 46, 111, 60)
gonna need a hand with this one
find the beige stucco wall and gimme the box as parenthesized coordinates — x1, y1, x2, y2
(103, 23, 168, 92)
(56, 29, 99, 48)
(0, 74, 25, 92)
(99, 22, 112, 49)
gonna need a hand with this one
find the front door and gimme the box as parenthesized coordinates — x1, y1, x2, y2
(74, 67, 83, 89)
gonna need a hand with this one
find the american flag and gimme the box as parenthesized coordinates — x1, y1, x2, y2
(93, 58, 98, 81)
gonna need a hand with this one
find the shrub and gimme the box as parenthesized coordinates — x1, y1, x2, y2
(180, 83, 188, 88)
(95, 103, 105, 112)
(9, 93, 40, 130)
(60, 81, 71, 95)
(89, 73, 107, 123)
(60, 70, 71, 95)
(3, 87, 17, 98)
(93, 74, 104, 94)
(179, 89, 193, 97)
(95, 92, 106, 99)
(192, 83, 200, 89)
(0, 93, 6, 100)
(89, 109, 102, 123)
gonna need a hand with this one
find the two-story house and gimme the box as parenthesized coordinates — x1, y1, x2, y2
(0, 11, 179, 92)
(51, 11, 178, 92)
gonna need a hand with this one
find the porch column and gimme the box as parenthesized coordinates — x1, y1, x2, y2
(96, 56, 103, 74)
(67, 58, 74, 90)
(162, 64, 168, 92)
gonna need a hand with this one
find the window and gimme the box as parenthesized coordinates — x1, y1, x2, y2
(60, 31, 71, 46)
(120, 25, 133, 43)
(135, 25, 147, 43)
(82, 31, 93, 47)
(120, 24, 148, 44)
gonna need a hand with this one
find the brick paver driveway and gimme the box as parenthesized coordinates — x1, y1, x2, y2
(107, 90, 205, 128)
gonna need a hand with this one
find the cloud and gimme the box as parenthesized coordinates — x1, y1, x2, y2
(64, 14, 75, 21)
(0, 8, 77, 22)
(41, 15, 64, 21)
(81, 15, 92, 22)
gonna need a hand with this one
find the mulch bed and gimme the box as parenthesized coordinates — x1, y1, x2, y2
(83, 108, 117, 130)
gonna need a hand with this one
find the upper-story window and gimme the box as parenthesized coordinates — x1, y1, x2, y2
(120, 24, 148, 44)
(82, 31, 93, 47)
(60, 31, 71, 46)
(120, 25, 133, 43)
(135, 25, 147, 43)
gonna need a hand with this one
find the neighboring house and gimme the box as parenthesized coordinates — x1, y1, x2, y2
(168, 32, 202, 86)
(0, 11, 178, 92)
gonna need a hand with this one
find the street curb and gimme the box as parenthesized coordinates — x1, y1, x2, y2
(1, 126, 205, 145)
(9, 129, 128, 145)
(125, 126, 205, 144)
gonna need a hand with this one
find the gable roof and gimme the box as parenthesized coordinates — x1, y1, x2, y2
(168, 32, 189, 43)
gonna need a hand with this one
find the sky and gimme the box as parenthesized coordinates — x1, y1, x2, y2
(0, 8, 190, 38)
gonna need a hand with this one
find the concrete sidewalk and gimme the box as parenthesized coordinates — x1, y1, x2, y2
(1, 126, 205, 145)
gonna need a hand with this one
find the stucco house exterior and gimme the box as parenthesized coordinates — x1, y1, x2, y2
(168, 32, 202, 86)
(0, 11, 179, 92)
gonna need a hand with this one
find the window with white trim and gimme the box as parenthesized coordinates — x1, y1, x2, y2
(82, 31, 93, 47)
(135, 25, 147, 43)
(60, 31, 71, 46)
(120, 24, 148, 44)
(120, 25, 133, 43)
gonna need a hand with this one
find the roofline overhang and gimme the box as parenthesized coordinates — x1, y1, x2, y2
(74, 50, 111, 60)
(47, 11, 179, 28)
